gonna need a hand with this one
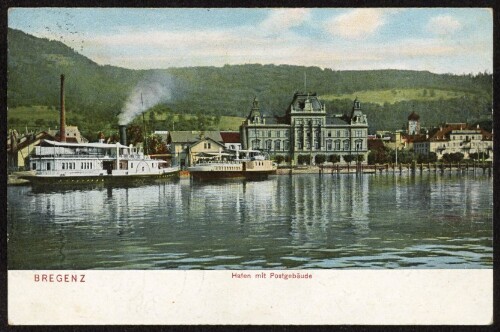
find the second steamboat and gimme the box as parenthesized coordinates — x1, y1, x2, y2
(188, 150, 277, 180)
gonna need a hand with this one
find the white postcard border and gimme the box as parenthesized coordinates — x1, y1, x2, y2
(8, 269, 493, 325)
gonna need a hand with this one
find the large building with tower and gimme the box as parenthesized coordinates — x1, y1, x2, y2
(239, 92, 369, 164)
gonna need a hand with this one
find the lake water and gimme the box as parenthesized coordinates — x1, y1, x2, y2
(7, 173, 493, 270)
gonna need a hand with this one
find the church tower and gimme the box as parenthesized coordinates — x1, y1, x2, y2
(408, 111, 420, 135)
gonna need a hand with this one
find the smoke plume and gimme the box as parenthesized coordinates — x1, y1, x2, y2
(118, 71, 175, 125)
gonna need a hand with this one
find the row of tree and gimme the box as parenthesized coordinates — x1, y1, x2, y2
(271, 149, 491, 166)
(368, 147, 489, 165)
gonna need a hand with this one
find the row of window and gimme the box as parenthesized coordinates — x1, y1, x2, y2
(251, 139, 290, 151)
(250, 130, 290, 138)
(58, 162, 94, 170)
(215, 166, 240, 171)
(249, 129, 366, 139)
(251, 139, 364, 151)
(450, 135, 481, 141)
(62, 162, 77, 170)
(81, 162, 94, 169)
(295, 119, 324, 126)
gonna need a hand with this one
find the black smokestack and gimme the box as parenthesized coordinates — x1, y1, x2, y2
(119, 125, 127, 146)
(59, 74, 66, 142)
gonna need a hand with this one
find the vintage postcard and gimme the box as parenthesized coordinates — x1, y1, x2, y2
(6, 7, 494, 325)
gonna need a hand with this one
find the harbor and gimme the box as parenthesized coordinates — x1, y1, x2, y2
(8, 172, 493, 270)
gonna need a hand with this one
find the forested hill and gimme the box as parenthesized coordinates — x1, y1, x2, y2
(7, 28, 493, 135)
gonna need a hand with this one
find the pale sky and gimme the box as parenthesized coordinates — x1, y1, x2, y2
(8, 8, 493, 74)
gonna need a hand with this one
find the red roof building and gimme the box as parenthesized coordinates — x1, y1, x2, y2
(413, 123, 493, 160)
(220, 131, 242, 151)
(220, 131, 241, 143)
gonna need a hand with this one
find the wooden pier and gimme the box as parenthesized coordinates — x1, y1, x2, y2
(276, 162, 492, 176)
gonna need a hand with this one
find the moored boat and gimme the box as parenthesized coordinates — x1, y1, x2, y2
(20, 139, 179, 185)
(188, 149, 277, 180)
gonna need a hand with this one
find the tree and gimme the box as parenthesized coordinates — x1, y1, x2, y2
(428, 152, 438, 163)
(34, 118, 46, 128)
(342, 155, 355, 164)
(416, 153, 428, 163)
(451, 152, 464, 163)
(367, 146, 391, 165)
(274, 155, 285, 164)
(314, 154, 326, 165)
(356, 154, 364, 163)
(469, 152, 488, 161)
(368, 151, 377, 165)
(328, 154, 340, 164)
(391, 149, 414, 164)
(126, 124, 144, 145)
(297, 154, 310, 165)
(442, 152, 463, 163)
(442, 153, 451, 163)
(149, 111, 157, 131)
(147, 134, 168, 154)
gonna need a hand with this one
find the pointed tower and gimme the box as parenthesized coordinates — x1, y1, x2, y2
(246, 97, 262, 124)
(350, 98, 367, 125)
(407, 111, 420, 135)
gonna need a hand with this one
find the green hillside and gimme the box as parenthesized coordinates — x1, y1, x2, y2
(7, 28, 492, 138)
(322, 88, 477, 106)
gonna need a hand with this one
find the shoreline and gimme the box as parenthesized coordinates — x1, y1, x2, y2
(9, 164, 493, 185)
(275, 164, 493, 175)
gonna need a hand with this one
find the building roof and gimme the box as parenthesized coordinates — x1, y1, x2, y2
(8, 131, 55, 153)
(401, 133, 427, 143)
(220, 131, 241, 143)
(326, 116, 351, 125)
(189, 137, 226, 149)
(40, 139, 128, 149)
(169, 131, 222, 144)
(408, 111, 420, 121)
(426, 123, 492, 142)
(287, 92, 324, 113)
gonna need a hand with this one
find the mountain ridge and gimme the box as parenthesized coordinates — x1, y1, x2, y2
(7, 28, 492, 136)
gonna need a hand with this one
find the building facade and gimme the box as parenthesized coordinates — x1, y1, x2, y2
(413, 123, 493, 160)
(167, 131, 225, 167)
(240, 93, 369, 164)
(220, 131, 242, 151)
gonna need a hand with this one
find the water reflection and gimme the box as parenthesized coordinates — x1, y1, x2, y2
(7, 173, 493, 270)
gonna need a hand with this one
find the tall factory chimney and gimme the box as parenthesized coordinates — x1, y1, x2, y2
(59, 74, 66, 142)
(119, 125, 127, 146)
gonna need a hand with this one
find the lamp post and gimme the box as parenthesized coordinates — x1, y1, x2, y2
(395, 145, 398, 167)
(355, 143, 359, 174)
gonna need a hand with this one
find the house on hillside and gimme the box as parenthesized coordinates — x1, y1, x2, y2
(167, 131, 225, 167)
(413, 123, 493, 160)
